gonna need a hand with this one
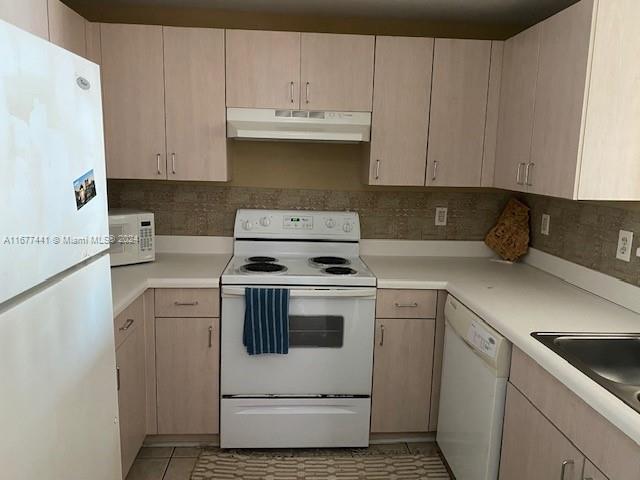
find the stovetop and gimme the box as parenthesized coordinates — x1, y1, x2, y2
(222, 209, 376, 287)
(222, 254, 376, 287)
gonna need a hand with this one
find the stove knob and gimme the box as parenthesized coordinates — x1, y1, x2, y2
(259, 216, 271, 227)
(343, 222, 353, 233)
(242, 220, 253, 231)
(325, 218, 336, 229)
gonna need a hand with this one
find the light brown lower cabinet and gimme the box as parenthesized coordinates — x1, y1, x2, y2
(500, 383, 585, 480)
(115, 317, 146, 478)
(583, 461, 609, 480)
(371, 317, 435, 432)
(156, 317, 220, 434)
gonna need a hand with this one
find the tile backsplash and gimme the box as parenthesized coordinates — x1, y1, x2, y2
(107, 180, 510, 241)
(108, 180, 640, 287)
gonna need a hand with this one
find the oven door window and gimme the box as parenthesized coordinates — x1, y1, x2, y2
(289, 315, 344, 348)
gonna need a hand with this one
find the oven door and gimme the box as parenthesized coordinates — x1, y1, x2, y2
(221, 286, 376, 396)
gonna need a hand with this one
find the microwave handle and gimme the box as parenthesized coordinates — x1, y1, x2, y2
(222, 287, 376, 299)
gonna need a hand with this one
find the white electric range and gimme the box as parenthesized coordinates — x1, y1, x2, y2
(220, 209, 377, 449)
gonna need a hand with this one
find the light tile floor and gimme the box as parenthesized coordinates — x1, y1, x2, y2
(126, 442, 441, 480)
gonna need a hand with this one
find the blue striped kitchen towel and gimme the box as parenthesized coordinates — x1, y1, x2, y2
(243, 288, 290, 355)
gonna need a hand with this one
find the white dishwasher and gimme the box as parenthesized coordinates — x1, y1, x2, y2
(437, 295, 512, 480)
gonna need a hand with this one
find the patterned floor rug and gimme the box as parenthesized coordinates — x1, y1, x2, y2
(190, 447, 451, 480)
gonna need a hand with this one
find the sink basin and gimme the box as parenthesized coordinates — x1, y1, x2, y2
(532, 333, 640, 413)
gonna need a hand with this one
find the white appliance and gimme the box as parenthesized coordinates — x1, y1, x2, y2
(220, 209, 377, 448)
(108, 209, 155, 267)
(0, 19, 121, 480)
(226, 107, 371, 142)
(437, 295, 512, 480)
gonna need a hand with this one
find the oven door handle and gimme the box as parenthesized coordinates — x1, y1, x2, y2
(222, 287, 377, 299)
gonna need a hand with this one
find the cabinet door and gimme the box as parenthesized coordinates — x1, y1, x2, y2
(156, 317, 220, 434)
(529, 0, 594, 198)
(427, 39, 491, 187)
(164, 27, 228, 181)
(226, 29, 300, 109)
(301, 33, 374, 112)
(0, 0, 48, 39)
(499, 383, 584, 480)
(85, 21, 101, 64)
(47, 0, 86, 57)
(101, 23, 166, 179)
(494, 24, 541, 192)
(583, 460, 609, 480)
(371, 318, 435, 432)
(367, 36, 432, 186)
(116, 323, 146, 478)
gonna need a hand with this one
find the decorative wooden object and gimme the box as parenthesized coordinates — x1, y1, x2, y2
(485, 198, 530, 261)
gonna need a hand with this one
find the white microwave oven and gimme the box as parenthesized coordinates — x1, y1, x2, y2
(108, 209, 155, 267)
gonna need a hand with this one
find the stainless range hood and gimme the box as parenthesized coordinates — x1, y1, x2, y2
(226, 108, 371, 143)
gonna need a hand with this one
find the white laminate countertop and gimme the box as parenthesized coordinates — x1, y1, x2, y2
(363, 255, 640, 446)
(110, 253, 231, 317)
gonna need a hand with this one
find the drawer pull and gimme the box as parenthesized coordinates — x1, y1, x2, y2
(208, 325, 213, 348)
(379, 324, 385, 346)
(174, 301, 199, 306)
(560, 460, 574, 480)
(116, 367, 120, 391)
(119, 318, 135, 331)
(394, 302, 418, 308)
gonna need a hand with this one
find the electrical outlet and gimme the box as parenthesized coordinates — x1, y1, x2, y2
(616, 230, 634, 262)
(435, 207, 448, 226)
(541, 214, 550, 236)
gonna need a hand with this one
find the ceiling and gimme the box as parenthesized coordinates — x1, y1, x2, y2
(66, 0, 579, 26)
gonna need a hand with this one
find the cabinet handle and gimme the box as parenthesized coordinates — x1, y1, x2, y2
(156, 153, 162, 175)
(516, 162, 525, 185)
(394, 302, 418, 308)
(116, 367, 120, 391)
(379, 324, 385, 346)
(174, 301, 199, 306)
(432, 160, 439, 181)
(375, 159, 380, 180)
(560, 460, 574, 480)
(305, 82, 310, 104)
(119, 318, 134, 331)
(208, 325, 213, 348)
(171, 153, 176, 174)
(525, 162, 535, 186)
(290, 81, 294, 104)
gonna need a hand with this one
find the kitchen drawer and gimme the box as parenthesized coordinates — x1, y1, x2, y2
(114, 294, 143, 349)
(376, 289, 437, 319)
(155, 288, 219, 318)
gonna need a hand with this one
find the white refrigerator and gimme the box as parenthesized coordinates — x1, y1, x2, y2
(0, 19, 122, 480)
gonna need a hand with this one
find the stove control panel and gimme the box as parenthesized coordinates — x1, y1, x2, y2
(234, 209, 360, 241)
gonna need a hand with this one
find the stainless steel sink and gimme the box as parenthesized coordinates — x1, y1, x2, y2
(531, 333, 640, 413)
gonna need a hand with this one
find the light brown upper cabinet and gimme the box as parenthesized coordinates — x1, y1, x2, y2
(101, 23, 167, 180)
(226, 30, 301, 109)
(367, 36, 433, 186)
(300, 33, 374, 111)
(226, 30, 374, 112)
(0, 0, 49, 39)
(494, 0, 640, 200)
(84, 21, 101, 64)
(163, 27, 228, 181)
(101, 24, 228, 181)
(426, 39, 492, 187)
(528, 0, 594, 198)
(47, 0, 86, 57)
(494, 24, 541, 193)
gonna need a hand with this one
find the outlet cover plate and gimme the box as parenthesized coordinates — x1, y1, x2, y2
(435, 207, 448, 226)
(616, 230, 633, 262)
(541, 214, 550, 236)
